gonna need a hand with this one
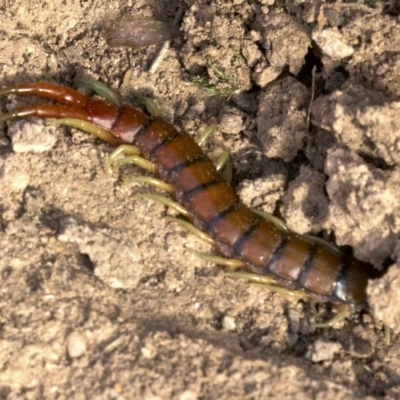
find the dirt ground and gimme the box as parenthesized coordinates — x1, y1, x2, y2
(0, 0, 400, 399)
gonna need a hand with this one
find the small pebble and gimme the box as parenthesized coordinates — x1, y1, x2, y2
(312, 28, 353, 60)
(222, 315, 236, 331)
(307, 339, 342, 363)
(67, 332, 87, 358)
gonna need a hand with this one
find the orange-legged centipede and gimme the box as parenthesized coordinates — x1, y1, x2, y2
(0, 81, 371, 326)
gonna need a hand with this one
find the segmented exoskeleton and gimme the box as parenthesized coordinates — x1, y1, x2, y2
(0, 81, 371, 326)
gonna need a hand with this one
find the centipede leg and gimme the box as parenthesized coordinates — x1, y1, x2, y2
(195, 124, 233, 182)
(52, 118, 121, 146)
(186, 244, 306, 300)
(185, 247, 245, 268)
(312, 304, 352, 329)
(123, 175, 174, 193)
(135, 97, 163, 117)
(104, 143, 173, 192)
(106, 144, 154, 173)
(223, 271, 307, 300)
(251, 208, 289, 232)
(76, 78, 123, 107)
(196, 124, 218, 147)
(139, 193, 189, 217)
(215, 148, 233, 183)
(168, 217, 214, 244)
(253, 208, 342, 255)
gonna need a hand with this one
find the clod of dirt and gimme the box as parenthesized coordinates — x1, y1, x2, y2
(7, 119, 58, 153)
(307, 339, 343, 363)
(218, 106, 245, 135)
(254, 12, 311, 75)
(368, 263, 400, 333)
(237, 165, 287, 214)
(312, 27, 354, 60)
(57, 217, 145, 289)
(323, 148, 399, 266)
(312, 81, 400, 166)
(257, 76, 310, 161)
(281, 166, 328, 235)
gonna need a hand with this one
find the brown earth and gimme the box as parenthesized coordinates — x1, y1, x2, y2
(0, 0, 400, 399)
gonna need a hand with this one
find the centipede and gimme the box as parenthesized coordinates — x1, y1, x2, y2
(0, 80, 372, 327)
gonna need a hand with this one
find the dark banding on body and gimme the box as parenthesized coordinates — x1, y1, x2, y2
(232, 217, 263, 257)
(180, 179, 223, 203)
(297, 244, 342, 296)
(184, 181, 238, 225)
(268, 234, 313, 282)
(239, 220, 285, 269)
(263, 235, 290, 275)
(153, 135, 205, 172)
(166, 154, 211, 184)
(205, 204, 257, 256)
(0, 81, 371, 307)
(133, 116, 179, 158)
(112, 106, 154, 144)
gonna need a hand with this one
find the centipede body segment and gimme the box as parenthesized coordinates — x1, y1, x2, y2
(0, 81, 371, 322)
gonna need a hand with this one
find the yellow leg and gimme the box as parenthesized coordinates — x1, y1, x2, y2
(76, 78, 123, 107)
(106, 145, 171, 193)
(251, 208, 289, 232)
(223, 271, 307, 300)
(252, 208, 342, 255)
(139, 194, 189, 217)
(215, 148, 233, 183)
(105, 145, 157, 175)
(215, 148, 230, 171)
(196, 124, 218, 147)
(185, 247, 245, 268)
(168, 217, 214, 244)
(302, 234, 342, 255)
(135, 97, 163, 117)
(312, 303, 352, 329)
(123, 176, 173, 193)
(51, 118, 120, 146)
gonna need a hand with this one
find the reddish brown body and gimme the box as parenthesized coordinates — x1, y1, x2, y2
(0, 82, 370, 306)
